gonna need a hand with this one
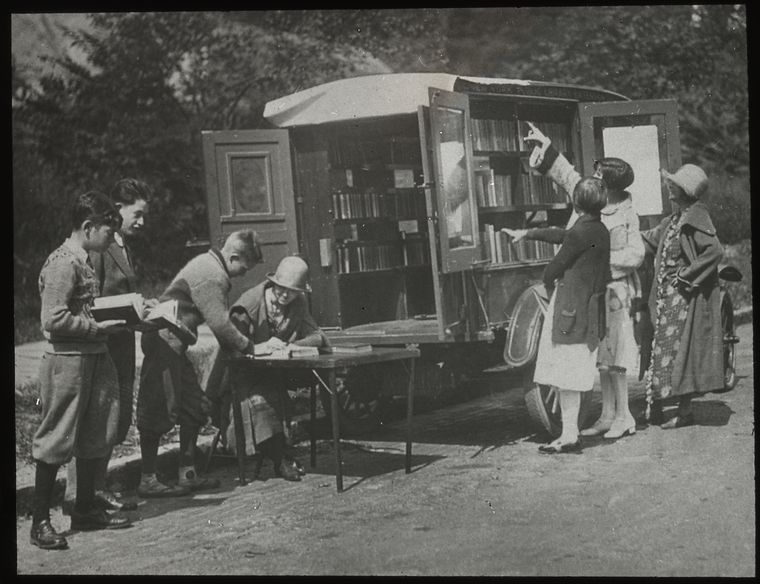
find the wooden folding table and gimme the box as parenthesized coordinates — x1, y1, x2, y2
(226, 346, 420, 492)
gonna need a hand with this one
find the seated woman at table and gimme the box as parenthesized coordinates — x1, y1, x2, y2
(224, 255, 327, 481)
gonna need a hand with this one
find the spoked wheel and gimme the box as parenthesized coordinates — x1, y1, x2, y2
(318, 364, 389, 435)
(714, 293, 738, 393)
(524, 383, 593, 438)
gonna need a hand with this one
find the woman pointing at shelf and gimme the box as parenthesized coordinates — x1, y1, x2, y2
(505, 122, 644, 443)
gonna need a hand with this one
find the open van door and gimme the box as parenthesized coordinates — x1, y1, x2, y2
(427, 88, 483, 273)
(578, 99, 681, 229)
(201, 129, 298, 301)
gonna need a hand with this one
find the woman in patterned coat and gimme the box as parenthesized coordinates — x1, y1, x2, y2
(640, 164, 724, 428)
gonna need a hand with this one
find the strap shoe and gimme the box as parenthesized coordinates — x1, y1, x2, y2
(603, 416, 637, 439)
(580, 417, 614, 437)
(30, 519, 68, 550)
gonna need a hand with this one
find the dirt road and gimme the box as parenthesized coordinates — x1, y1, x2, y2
(15, 323, 754, 576)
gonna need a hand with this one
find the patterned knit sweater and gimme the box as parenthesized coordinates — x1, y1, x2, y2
(159, 249, 250, 352)
(38, 238, 107, 353)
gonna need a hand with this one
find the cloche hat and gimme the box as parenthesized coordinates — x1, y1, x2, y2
(662, 164, 709, 199)
(266, 255, 311, 293)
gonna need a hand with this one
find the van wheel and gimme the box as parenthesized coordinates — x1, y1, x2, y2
(524, 384, 593, 438)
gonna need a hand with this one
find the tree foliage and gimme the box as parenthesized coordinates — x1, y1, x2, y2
(13, 8, 749, 342)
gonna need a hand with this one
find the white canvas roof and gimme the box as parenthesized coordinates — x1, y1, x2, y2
(263, 73, 627, 128)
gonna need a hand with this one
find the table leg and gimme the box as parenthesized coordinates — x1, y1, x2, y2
(328, 369, 343, 492)
(310, 379, 317, 468)
(406, 357, 415, 474)
(231, 379, 247, 486)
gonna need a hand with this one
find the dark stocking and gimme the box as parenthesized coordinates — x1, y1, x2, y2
(74, 457, 99, 514)
(32, 461, 60, 523)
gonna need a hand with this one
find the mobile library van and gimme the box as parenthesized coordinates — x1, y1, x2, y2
(200, 73, 738, 436)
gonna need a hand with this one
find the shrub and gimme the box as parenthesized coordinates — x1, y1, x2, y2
(707, 171, 751, 245)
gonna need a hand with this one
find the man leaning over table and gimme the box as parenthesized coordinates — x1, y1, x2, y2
(135, 229, 263, 497)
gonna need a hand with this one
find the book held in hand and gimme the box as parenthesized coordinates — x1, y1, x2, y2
(92, 293, 196, 344)
(91, 293, 145, 324)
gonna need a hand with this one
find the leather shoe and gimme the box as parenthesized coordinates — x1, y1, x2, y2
(284, 456, 306, 476)
(95, 490, 138, 512)
(30, 519, 68, 550)
(70, 508, 131, 531)
(638, 402, 663, 425)
(661, 413, 695, 429)
(275, 460, 302, 481)
(538, 440, 582, 454)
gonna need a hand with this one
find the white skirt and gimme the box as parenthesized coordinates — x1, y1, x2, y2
(533, 290, 598, 392)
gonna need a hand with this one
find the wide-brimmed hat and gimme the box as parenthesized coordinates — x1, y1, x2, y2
(266, 255, 311, 293)
(662, 164, 708, 199)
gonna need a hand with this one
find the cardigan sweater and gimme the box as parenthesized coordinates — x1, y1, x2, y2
(158, 249, 251, 352)
(38, 238, 106, 353)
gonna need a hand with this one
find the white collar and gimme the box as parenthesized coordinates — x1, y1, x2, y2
(113, 232, 125, 248)
(601, 196, 632, 215)
(62, 237, 89, 263)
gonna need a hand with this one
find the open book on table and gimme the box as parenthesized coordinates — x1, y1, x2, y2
(91, 293, 197, 344)
(257, 345, 320, 360)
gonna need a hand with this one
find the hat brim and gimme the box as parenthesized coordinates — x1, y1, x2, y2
(266, 273, 310, 293)
(661, 169, 699, 199)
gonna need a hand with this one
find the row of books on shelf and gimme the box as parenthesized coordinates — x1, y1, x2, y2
(475, 170, 569, 207)
(335, 238, 430, 274)
(332, 189, 426, 220)
(329, 138, 422, 168)
(481, 224, 559, 265)
(470, 119, 571, 154)
(519, 173, 569, 205)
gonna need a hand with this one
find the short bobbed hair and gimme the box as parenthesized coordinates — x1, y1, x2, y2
(71, 191, 122, 231)
(573, 177, 607, 216)
(594, 158, 634, 191)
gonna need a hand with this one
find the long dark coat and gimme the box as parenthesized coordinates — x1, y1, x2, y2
(641, 201, 724, 396)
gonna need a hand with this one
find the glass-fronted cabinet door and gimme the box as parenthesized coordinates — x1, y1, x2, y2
(578, 99, 681, 229)
(428, 87, 482, 273)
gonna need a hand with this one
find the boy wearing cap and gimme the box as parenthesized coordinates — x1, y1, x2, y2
(135, 230, 263, 497)
(639, 164, 723, 428)
(220, 255, 327, 481)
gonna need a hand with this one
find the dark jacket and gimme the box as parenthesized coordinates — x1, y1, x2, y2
(544, 214, 611, 348)
(89, 241, 138, 386)
(641, 201, 724, 394)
